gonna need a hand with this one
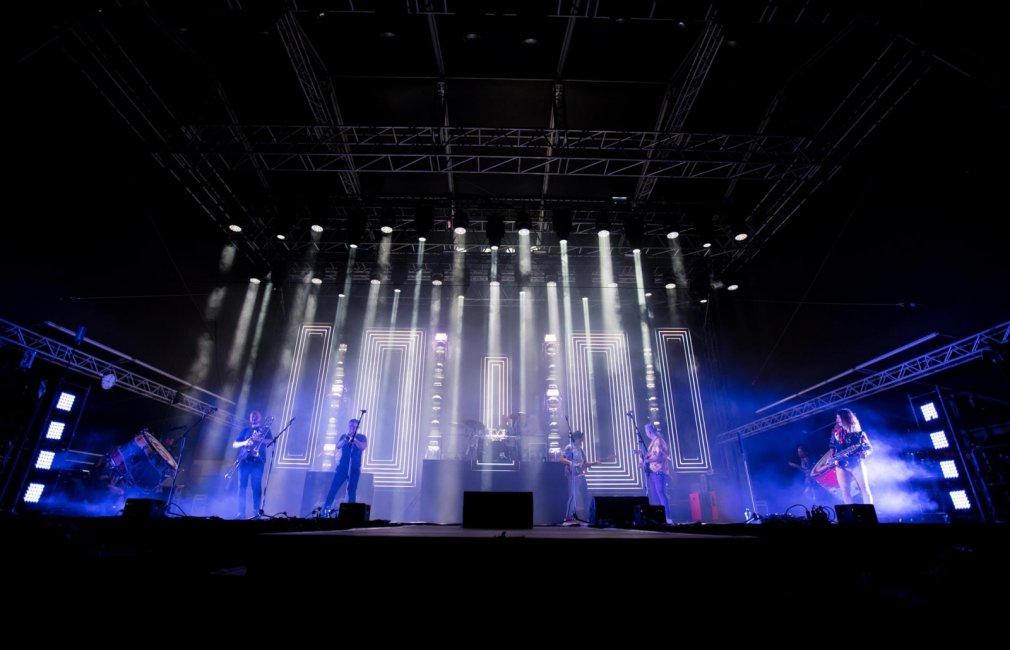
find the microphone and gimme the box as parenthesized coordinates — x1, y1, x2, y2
(626, 410, 633, 418)
(360, 409, 367, 414)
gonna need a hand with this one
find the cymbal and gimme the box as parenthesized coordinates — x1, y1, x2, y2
(463, 419, 485, 429)
(507, 412, 527, 419)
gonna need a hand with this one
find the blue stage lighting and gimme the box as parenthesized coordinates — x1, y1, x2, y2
(45, 421, 66, 441)
(35, 451, 55, 470)
(23, 483, 46, 504)
(55, 391, 77, 412)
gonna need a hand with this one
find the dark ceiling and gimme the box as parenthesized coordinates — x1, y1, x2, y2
(7, 1, 1009, 425)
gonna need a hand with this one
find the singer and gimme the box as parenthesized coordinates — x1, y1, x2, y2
(640, 424, 674, 524)
(323, 417, 369, 511)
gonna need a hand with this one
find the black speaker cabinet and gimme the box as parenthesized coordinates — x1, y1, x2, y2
(836, 503, 878, 525)
(462, 491, 533, 528)
(338, 502, 371, 525)
(123, 498, 166, 519)
(590, 496, 649, 528)
(301, 470, 374, 517)
(634, 504, 667, 527)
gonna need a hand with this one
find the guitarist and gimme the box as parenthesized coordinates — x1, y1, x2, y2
(828, 408, 873, 505)
(231, 410, 273, 519)
(560, 430, 593, 524)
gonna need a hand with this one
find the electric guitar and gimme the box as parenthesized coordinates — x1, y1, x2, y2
(811, 441, 869, 476)
(566, 454, 616, 479)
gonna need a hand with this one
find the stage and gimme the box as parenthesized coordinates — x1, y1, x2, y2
(5, 510, 1008, 618)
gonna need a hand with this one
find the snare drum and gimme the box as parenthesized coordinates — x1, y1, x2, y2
(111, 429, 178, 490)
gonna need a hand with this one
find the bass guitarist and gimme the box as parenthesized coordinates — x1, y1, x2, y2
(231, 409, 273, 519)
(560, 430, 597, 524)
(827, 408, 873, 505)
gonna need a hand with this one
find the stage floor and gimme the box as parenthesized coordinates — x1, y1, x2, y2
(5, 512, 1009, 616)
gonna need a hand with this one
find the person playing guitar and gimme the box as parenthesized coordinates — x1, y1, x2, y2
(823, 408, 873, 505)
(560, 430, 614, 524)
(230, 410, 273, 519)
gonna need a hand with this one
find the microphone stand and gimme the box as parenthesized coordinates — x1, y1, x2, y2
(258, 417, 295, 519)
(165, 407, 214, 514)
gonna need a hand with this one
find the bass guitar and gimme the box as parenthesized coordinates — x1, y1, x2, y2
(566, 454, 616, 479)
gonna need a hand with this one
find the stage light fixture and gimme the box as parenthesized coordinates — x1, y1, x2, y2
(552, 207, 572, 242)
(515, 210, 532, 235)
(55, 392, 76, 412)
(486, 213, 505, 248)
(453, 210, 469, 235)
(414, 205, 434, 241)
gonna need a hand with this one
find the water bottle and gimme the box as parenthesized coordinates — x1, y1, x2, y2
(743, 507, 753, 522)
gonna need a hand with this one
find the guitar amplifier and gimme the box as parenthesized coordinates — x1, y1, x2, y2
(337, 502, 370, 526)
(590, 496, 649, 528)
(836, 504, 877, 525)
(123, 498, 166, 519)
(634, 504, 667, 527)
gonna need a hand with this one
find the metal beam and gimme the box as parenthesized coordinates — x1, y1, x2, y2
(204, 150, 813, 180)
(186, 124, 809, 157)
(717, 321, 1010, 443)
(636, 21, 723, 202)
(277, 12, 361, 197)
(0, 319, 242, 428)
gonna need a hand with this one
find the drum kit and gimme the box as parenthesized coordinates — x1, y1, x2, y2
(107, 428, 178, 491)
(450, 414, 526, 463)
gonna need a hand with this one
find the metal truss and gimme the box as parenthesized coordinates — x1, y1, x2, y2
(717, 321, 1010, 443)
(0, 319, 243, 428)
(311, 1, 833, 25)
(722, 33, 935, 274)
(636, 21, 723, 202)
(187, 124, 810, 159)
(67, 19, 273, 267)
(277, 12, 361, 197)
(204, 150, 813, 180)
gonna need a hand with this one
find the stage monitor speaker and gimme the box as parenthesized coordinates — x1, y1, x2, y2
(634, 504, 667, 527)
(123, 498, 166, 519)
(462, 491, 533, 528)
(591, 496, 649, 528)
(301, 471, 374, 517)
(338, 502, 371, 526)
(836, 504, 878, 525)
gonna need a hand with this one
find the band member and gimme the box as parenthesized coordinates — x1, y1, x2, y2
(788, 445, 816, 503)
(232, 410, 272, 519)
(829, 408, 873, 505)
(560, 430, 590, 524)
(323, 418, 368, 511)
(641, 423, 674, 524)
